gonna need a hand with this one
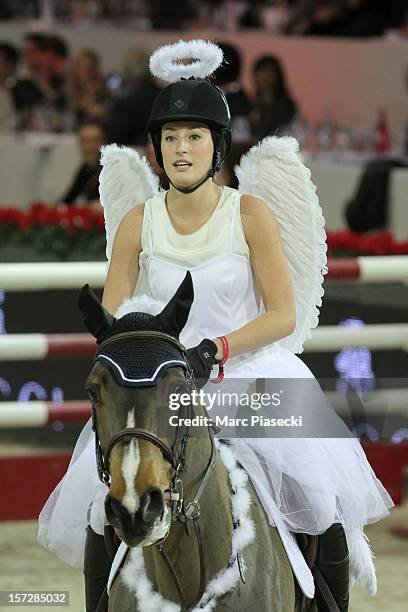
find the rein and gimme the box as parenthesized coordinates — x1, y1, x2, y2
(91, 330, 219, 612)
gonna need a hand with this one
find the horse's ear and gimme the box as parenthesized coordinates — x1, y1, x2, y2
(78, 284, 115, 341)
(156, 271, 194, 337)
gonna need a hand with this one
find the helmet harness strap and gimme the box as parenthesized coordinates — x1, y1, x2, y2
(162, 128, 227, 195)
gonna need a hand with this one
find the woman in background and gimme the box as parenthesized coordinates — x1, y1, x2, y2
(67, 48, 109, 125)
(251, 54, 298, 139)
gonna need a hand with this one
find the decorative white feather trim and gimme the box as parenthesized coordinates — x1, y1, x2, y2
(149, 39, 223, 83)
(346, 528, 377, 596)
(235, 136, 328, 354)
(99, 144, 160, 262)
(121, 553, 179, 612)
(115, 294, 166, 319)
(120, 440, 255, 611)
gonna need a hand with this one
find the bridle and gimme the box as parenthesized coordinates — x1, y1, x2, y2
(90, 330, 219, 611)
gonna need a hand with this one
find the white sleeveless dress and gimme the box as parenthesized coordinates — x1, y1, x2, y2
(38, 185, 393, 572)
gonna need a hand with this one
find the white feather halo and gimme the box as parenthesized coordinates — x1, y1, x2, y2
(149, 39, 223, 83)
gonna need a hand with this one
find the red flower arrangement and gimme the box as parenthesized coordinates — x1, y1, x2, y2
(1, 202, 408, 259)
(326, 230, 408, 256)
(0, 202, 106, 259)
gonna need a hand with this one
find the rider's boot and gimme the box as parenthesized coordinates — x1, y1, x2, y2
(84, 525, 111, 612)
(316, 523, 349, 612)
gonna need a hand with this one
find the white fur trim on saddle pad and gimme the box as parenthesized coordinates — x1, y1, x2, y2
(149, 39, 223, 83)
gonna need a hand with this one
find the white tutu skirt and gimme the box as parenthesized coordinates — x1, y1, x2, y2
(38, 346, 393, 568)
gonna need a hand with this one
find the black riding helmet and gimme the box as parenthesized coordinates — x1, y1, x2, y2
(146, 78, 232, 193)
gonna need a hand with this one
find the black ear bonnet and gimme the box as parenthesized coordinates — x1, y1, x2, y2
(78, 272, 194, 388)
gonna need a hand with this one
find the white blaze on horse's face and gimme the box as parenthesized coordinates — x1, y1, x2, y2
(121, 410, 140, 514)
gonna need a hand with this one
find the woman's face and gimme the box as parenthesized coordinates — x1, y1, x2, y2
(79, 124, 105, 166)
(161, 122, 214, 188)
(254, 66, 277, 94)
(75, 54, 99, 82)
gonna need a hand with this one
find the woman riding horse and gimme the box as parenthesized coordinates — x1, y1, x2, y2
(38, 40, 393, 611)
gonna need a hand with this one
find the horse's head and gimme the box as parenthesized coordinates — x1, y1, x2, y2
(79, 273, 196, 547)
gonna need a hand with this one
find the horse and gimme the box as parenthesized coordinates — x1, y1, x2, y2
(79, 272, 316, 612)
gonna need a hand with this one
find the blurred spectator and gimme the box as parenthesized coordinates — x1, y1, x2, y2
(208, 0, 293, 31)
(0, 0, 406, 34)
(250, 55, 298, 139)
(286, 0, 344, 36)
(105, 49, 161, 146)
(149, 0, 198, 28)
(344, 0, 408, 37)
(286, 0, 406, 37)
(0, 43, 19, 131)
(345, 67, 408, 232)
(94, 0, 123, 19)
(23, 33, 47, 76)
(22, 32, 70, 131)
(66, 48, 109, 126)
(1, 0, 405, 34)
(45, 35, 69, 81)
(238, 0, 293, 30)
(338, 0, 402, 38)
(239, 0, 265, 28)
(211, 0, 249, 30)
(345, 158, 408, 231)
(0, 40, 46, 130)
(213, 42, 252, 142)
(59, 120, 105, 211)
(250, 0, 294, 33)
(69, 0, 125, 21)
(43, 35, 69, 111)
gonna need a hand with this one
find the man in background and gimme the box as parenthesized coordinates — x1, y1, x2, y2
(105, 49, 161, 146)
(0, 40, 48, 130)
(0, 42, 18, 131)
(59, 120, 105, 211)
(22, 32, 69, 131)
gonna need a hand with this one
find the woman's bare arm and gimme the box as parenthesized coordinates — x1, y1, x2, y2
(102, 204, 144, 315)
(211, 194, 296, 359)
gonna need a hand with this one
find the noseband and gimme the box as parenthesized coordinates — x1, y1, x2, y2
(90, 330, 218, 611)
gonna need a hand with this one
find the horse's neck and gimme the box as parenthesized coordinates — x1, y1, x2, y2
(143, 429, 234, 606)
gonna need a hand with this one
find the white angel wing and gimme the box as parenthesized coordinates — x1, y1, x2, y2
(99, 144, 160, 261)
(235, 136, 328, 354)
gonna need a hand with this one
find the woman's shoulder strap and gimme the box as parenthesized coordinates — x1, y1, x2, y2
(140, 195, 155, 255)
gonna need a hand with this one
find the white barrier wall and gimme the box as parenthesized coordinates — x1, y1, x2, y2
(0, 24, 407, 135)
